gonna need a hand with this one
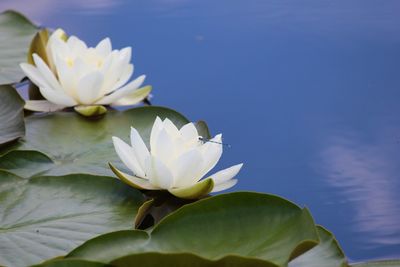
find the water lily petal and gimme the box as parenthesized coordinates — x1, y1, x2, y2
(211, 179, 238, 193)
(112, 136, 146, 178)
(119, 47, 132, 65)
(110, 85, 151, 106)
(95, 74, 145, 105)
(145, 155, 174, 189)
(33, 54, 64, 92)
(54, 54, 77, 99)
(198, 134, 223, 177)
(109, 64, 133, 92)
(39, 86, 77, 106)
(150, 117, 163, 154)
(130, 127, 150, 171)
(180, 122, 199, 146)
(210, 163, 243, 185)
(169, 178, 214, 199)
(154, 128, 176, 164)
(163, 118, 180, 140)
(171, 149, 204, 188)
(109, 163, 158, 190)
(67, 35, 88, 55)
(24, 100, 66, 112)
(20, 63, 50, 88)
(76, 71, 104, 104)
(95, 37, 112, 57)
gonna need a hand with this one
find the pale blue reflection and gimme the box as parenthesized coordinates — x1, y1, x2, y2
(0, 0, 120, 18)
(320, 129, 400, 257)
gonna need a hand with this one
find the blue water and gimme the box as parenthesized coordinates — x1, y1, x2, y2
(2, 0, 400, 262)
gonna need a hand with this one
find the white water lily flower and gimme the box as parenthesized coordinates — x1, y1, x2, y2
(110, 117, 243, 199)
(20, 28, 151, 113)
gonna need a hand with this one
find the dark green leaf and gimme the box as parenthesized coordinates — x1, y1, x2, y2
(68, 192, 319, 267)
(0, 10, 37, 84)
(0, 84, 25, 146)
(0, 171, 145, 267)
(289, 226, 347, 267)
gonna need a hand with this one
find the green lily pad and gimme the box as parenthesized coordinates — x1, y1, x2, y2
(0, 106, 210, 177)
(0, 170, 144, 267)
(289, 226, 347, 267)
(32, 259, 110, 267)
(0, 85, 25, 146)
(0, 10, 37, 84)
(67, 192, 319, 267)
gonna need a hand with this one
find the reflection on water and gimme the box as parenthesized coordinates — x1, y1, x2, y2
(0, 0, 119, 18)
(320, 129, 400, 256)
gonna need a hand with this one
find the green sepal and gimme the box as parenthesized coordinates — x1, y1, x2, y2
(74, 105, 107, 117)
(169, 178, 214, 199)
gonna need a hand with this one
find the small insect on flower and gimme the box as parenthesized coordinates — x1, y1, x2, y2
(20, 28, 151, 116)
(110, 117, 243, 199)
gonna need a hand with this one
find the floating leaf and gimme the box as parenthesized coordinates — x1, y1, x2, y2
(0, 84, 25, 146)
(67, 192, 319, 267)
(0, 106, 209, 177)
(0, 10, 37, 84)
(31, 259, 110, 267)
(0, 171, 144, 267)
(289, 226, 347, 267)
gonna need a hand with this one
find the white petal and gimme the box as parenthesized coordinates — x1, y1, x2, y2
(95, 75, 145, 105)
(39, 86, 78, 106)
(20, 63, 50, 88)
(33, 54, 64, 92)
(112, 136, 146, 178)
(150, 117, 163, 154)
(96, 37, 112, 57)
(163, 118, 180, 140)
(198, 134, 223, 177)
(110, 85, 151, 106)
(211, 179, 238, 193)
(171, 149, 204, 188)
(180, 122, 199, 146)
(67, 36, 88, 54)
(110, 64, 133, 91)
(54, 54, 77, 99)
(153, 128, 176, 164)
(130, 127, 150, 171)
(145, 155, 174, 189)
(76, 71, 104, 104)
(24, 100, 66, 112)
(119, 47, 132, 65)
(210, 163, 243, 185)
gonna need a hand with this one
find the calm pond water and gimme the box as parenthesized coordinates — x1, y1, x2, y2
(2, 0, 400, 262)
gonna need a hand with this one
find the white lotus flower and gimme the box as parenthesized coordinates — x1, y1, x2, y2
(111, 117, 243, 199)
(20, 28, 151, 114)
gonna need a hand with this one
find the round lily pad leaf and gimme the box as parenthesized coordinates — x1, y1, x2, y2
(0, 10, 37, 84)
(0, 150, 52, 177)
(0, 106, 209, 177)
(289, 226, 347, 267)
(0, 170, 145, 267)
(67, 192, 319, 267)
(31, 259, 111, 267)
(0, 85, 25, 146)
